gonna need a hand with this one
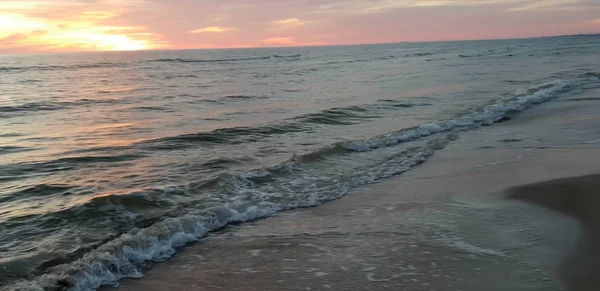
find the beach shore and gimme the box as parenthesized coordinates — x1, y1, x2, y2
(107, 96, 600, 291)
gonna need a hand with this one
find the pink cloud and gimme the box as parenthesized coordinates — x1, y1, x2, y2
(1, 0, 599, 53)
(189, 26, 238, 33)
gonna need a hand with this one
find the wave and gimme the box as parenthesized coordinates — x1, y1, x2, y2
(129, 106, 173, 112)
(0, 98, 127, 118)
(0, 153, 144, 184)
(582, 72, 600, 79)
(459, 54, 481, 58)
(11, 80, 592, 290)
(0, 184, 75, 204)
(219, 95, 270, 101)
(139, 123, 306, 150)
(67, 98, 128, 106)
(52, 154, 143, 164)
(425, 58, 447, 62)
(0, 62, 122, 73)
(325, 59, 370, 65)
(405, 52, 434, 57)
(273, 54, 301, 58)
(458, 48, 506, 58)
(9, 135, 450, 291)
(17, 79, 43, 84)
(0, 102, 63, 114)
(325, 54, 402, 65)
(85, 191, 180, 211)
(97, 87, 138, 94)
(290, 106, 375, 125)
(0, 146, 33, 155)
(7, 78, 588, 291)
(149, 56, 273, 64)
(0, 133, 23, 138)
(291, 143, 347, 163)
(504, 80, 532, 84)
(375, 99, 429, 108)
(563, 97, 600, 102)
(2, 55, 303, 73)
(164, 74, 198, 79)
(342, 80, 570, 151)
(139, 100, 426, 150)
(324, 53, 439, 65)
(200, 157, 247, 169)
(458, 48, 516, 59)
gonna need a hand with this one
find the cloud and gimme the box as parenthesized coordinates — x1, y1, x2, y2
(1, 0, 598, 53)
(268, 18, 308, 31)
(0, 0, 167, 52)
(0, 0, 41, 11)
(189, 26, 238, 33)
(309, 0, 530, 15)
(0, 0, 151, 20)
(272, 18, 304, 27)
(262, 37, 295, 44)
(0, 2, 166, 53)
(510, 0, 598, 11)
(411, 0, 526, 7)
(0, 14, 49, 38)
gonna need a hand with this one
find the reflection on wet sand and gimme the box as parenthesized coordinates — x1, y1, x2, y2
(507, 174, 600, 291)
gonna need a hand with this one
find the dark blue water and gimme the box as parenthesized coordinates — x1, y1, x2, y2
(1, 35, 599, 290)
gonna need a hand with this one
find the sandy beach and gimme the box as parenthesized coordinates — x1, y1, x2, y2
(100, 89, 600, 291)
(508, 173, 600, 291)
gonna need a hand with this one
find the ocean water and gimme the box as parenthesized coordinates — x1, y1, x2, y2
(1, 35, 599, 290)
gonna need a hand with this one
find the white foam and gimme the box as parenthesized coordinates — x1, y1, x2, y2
(446, 240, 506, 258)
(12, 150, 435, 291)
(344, 80, 569, 151)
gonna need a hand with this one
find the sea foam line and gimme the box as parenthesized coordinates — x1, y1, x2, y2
(12, 147, 436, 291)
(342, 80, 570, 151)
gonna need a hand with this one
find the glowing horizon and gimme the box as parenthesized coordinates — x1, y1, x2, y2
(1, 0, 599, 54)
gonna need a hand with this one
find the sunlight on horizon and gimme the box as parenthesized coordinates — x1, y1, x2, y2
(49, 32, 152, 51)
(1, 0, 599, 53)
(0, 12, 161, 52)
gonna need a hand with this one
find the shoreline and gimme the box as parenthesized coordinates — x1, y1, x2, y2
(507, 173, 600, 290)
(106, 93, 600, 290)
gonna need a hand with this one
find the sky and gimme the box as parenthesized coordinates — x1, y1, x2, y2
(1, 0, 599, 53)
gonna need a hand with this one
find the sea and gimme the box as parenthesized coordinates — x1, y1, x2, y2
(1, 35, 599, 290)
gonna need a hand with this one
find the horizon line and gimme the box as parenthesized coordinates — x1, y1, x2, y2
(1, 33, 598, 57)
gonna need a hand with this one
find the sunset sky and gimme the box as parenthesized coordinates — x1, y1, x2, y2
(1, 0, 599, 53)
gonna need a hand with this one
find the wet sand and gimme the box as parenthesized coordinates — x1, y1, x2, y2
(107, 97, 600, 290)
(508, 174, 600, 291)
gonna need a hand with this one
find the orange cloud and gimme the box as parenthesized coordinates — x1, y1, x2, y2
(0, 0, 166, 53)
(269, 18, 306, 31)
(189, 26, 238, 33)
(0, 14, 48, 38)
(272, 18, 304, 26)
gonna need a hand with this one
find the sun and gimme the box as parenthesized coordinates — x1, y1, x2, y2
(77, 33, 150, 51)
(0, 12, 159, 52)
(46, 28, 154, 51)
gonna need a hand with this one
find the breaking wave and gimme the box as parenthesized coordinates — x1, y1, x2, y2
(6, 78, 583, 291)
